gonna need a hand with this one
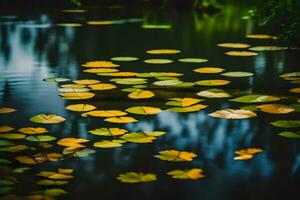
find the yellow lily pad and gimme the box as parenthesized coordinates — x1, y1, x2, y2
(104, 117, 137, 123)
(167, 168, 205, 180)
(30, 114, 65, 124)
(225, 51, 258, 56)
(0, 133, 25, 139)
(209, 109, 257, 119)
(246, 34, 277, 39)
(217, 43, 250, 48)
(97, 72, 138, 77)
(128, 90, 155, 99)
(154, 150, 197, 161)
(146, 49, 180, 54)
(144, 59, 173, 64)
(0, 126, 14, 133)
(0, 107, 16, 114)
(117, 172, 157, 183)
(57, 138, 89, 148)
(166, 98, 202, 107)
(93, 140, 126, 148)
(88, 83, 116, 90)
(18, 127, 48, 134)
(65, 104, 96, 112)
(59, 92, 95, 100)
(83, 110, 127, 117)
(196, 79, 230, 86)
(168, 104, 207, 112)
(125, 106, 161, 115)
(234, 148, 263, 160)
(73, 79, 100, 85)
(193, 67, 224, 73)
(81, 61, 119, 68)
(121, 131, 165, 143)
(256, 104, 294, 114)
(197, 89, 231, 98)
(83, 68, 119, 73)
(89, 128, 128, 136)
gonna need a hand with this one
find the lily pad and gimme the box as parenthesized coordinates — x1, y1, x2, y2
(256, 104, 294, 114)
(104, 117, 137, 123)
(125, 106, 161, 115)
(25, 135, 57, 142)
(153, 80, 183, 86)
(168, 104, 207, 112)
(65, 104, 96, 112)
(128, 90, 155, 99)
(231, 95, 280, 103)
(89, 128, 128, 136)
(167, 168, 205, 180)
(193, 67, 224, 73)
(271, 120, 300, 128)
(217, 43, 250, 48)
(43, 78, 70, 83)
(221, 71, 254, 77)
(89, 83, 116, 90)
(0, 107, 16, 114)
(197, 89, 231, 98)
(144, 59, 173, 64)
(83, 110, 127, 117)
(178, 58, 208, 63)
(59, 92, 95, 100)
(83, 68, 119, 73)
(81, 61, 119, 68)
(278, 131, 300, 138)
(196, 79, 230, 86)
(209, 109, 257, 119)
(155, 150, 197, 161)
(249, 46, 288, 51)
(234, 148, 263, 160)
(146, 49, 180, 54)
(30, 114, 65, 124)
(117, 172, 157, 183)
(225, 51, 258, 56)
(93, 140, 126, 148)
(111, 57, 139, 61)
(0, 126, 15, 133)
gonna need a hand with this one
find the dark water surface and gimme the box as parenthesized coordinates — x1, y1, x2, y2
(0, 3, 299, 200)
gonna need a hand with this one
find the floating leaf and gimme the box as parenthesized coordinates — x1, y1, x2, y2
(81, 61, 119, 68)
(234, 148, 263, 160)
(117, 172, 157, 183)
(110, 78, 147, 85)
(142, 24, 171, 29)
(97, 72, 138, 77)
(60, 84, 86, 88)
(73, 79, 100, 85)
(231, 95, 280, 103)
(271, 120, 300, 128)
(136, 72, 183, 78)
(43, 188, 67, 197)
(93, 140, 126, 148)
(121, 131, 165, 143)
(57, 87, 90, 93)
(280, 72, 300, 79)
(11, 167, 30, 173)
(167, 168, 205, 180)
(146, 49, 180, 54)
(289, 87, 300, 93)
(0, 159, 11, 164)
(0, 126, 14, 133)
(26, 135, 56, 142)
(104, 117, 137, 123)
(217, 43, 250, 48)
(111, 57, 139, 61)
(57, 138, 89, 148)
(196, 79, 230, 86)
(153, 80, 183, 86)
(246, 34, 277, 39)
(18, 127, 48, 134)
(171, 82, 195, 87)
(37, 180, 68, 186)
(168, 104, 207, 112)
(43, 78, 70, 83)
(57, 23, 82, 27)
(221, 71, 254, 77)
(128, 90, 155, 99)
(155, 150, 197, 161)
(144, 59, 173, 64)
(30, 114, 65, 124)
(89, 128, 128, 136)
(257, 104, 294, 114)
(193, 67, 224, 73)
(209, 109, 257, 119)
(278, 131, 300, 138)
(0, 133, 25, 139)
(61, 9, 86, 13)
(225, 51, 257, 56)
(0, 145, 28, 152)
(125, 106, 161, 115)
(83, 68, 119, 73)
(166, 98, 202, 107)
(249, 46, 288, 51)
(178, 58, 208, 63)
(0, 107, 16, 114)
(197, 89, 231, 98)
(65, 104, 96, 112)
(59, 92, 95, 100)
(87, 21, 114, 25)
(89, 83, 116, 90)
(83, 110, 127, 117)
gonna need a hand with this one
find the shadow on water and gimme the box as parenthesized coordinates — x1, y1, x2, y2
(0, 2, 299, 200)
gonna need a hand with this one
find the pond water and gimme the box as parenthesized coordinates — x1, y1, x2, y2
(0, 3, 299, 200)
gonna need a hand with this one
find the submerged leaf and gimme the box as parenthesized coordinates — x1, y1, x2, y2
(155, 150, 197, 161)
(117, 172, 157, 183)
(209, 109, 257, 119)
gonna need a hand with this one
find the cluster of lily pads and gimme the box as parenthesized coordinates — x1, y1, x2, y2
(1, 32, 300, 199)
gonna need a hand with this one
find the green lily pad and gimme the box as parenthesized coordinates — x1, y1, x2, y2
(178, 58, 208, 63)
(25, 135, 57, 142)
(271, 120, 300, 128)
(278, 131, 300, 138)
(221, 71, 254, 77)
(111, 57, 139, 61)
(231, 95, 280, 103)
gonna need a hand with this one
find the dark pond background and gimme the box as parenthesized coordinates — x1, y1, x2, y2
(0, 2, 299, 200)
